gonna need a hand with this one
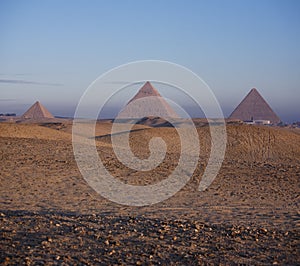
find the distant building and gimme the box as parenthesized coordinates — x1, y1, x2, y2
(244, 120, 271, 125)
(0, 113, 16, 117)
(229, 88, 281, 125)
(291, 121, 300, 128)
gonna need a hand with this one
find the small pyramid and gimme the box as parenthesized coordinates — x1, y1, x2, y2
(118, 81, 179, 118)
(22, 101, 54, 119)
(229, 88, 280, 124)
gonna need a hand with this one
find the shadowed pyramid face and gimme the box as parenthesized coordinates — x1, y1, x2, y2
(229, 88, 280, 124)
(119, 82, 179, 119)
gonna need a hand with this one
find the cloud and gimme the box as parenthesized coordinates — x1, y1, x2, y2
(0, 99, 16, 102)
(0, 79, 62, 86)
(104, 81, 144, 85)
(0, 73, 31, 76)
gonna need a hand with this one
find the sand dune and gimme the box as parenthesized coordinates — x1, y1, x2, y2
(0, 123, 72, 141)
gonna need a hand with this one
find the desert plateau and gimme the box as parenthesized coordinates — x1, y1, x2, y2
(0, 120, 299, 265)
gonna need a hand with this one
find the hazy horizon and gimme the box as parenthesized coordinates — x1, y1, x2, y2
(0, 83, 299, 123)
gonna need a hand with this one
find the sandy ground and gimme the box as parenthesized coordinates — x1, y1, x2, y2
(0, 121, 299, 265)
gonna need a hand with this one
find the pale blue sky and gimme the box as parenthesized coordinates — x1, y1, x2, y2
(0, 0, 299, 122)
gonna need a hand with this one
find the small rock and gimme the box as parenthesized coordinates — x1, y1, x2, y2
(109, 250, 116, 255)
(41, 240, 50, 247)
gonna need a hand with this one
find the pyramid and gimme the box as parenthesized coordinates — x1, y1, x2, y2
(22, 101, 54, 119)
(118, 81, 179, 118)
(229, 88, 280, 124)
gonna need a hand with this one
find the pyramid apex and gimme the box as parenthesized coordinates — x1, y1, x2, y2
(119, 82, 179, 118)
(141, 81, 157, 90)
(249, 88, 259, 94)
(129, 81, 162, 100)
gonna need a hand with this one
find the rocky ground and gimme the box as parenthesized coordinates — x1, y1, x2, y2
(1, 210, 299, 265)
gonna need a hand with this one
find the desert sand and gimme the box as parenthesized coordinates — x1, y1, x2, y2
(0, 121, 299, 265)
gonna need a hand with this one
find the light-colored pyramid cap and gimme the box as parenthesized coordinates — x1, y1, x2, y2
(119, 81, 179, 119)
(128, 81, 162, 103)
(22, 101, 54, 119)
(229, 88, 280, 124)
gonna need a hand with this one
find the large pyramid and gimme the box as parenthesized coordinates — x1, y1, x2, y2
(229, 88, 280, 124)
(118, 81, 179, 118)
(22, 101, 54, 119)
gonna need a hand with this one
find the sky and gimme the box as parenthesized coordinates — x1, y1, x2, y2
(0, 0, 299, 122)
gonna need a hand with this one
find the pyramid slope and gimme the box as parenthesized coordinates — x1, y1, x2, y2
(229, 88, 280, 124)
(128, 81, 162, 103)
(119, 81, 179, 119)
(22, 101, 54, 119)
